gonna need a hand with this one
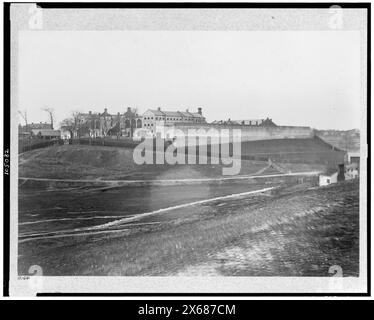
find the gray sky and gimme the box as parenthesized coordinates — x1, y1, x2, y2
(18, 30, 360, 130)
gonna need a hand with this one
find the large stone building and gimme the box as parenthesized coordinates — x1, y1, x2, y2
(117, 107, 143, 137)
(75, 111, 101, 137)
(75, 108, 142, 138)
(142, 107, 206, 135)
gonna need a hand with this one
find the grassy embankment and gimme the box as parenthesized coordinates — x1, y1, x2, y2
(18, 180, 359, 276)
(19, 144, 327, 180)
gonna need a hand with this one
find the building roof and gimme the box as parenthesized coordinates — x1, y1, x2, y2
(163, 111, 182, 117)
(321, 168, 338, 176)
(124, 108, 138, 117)
(229, 119, 276, 125)
(147, 109, 165, 116)
(31, 129, 61, 136)
(212, 119, 259, 124)
(348, 152, 360, 157)
(232, 119, 264, 124)
(79, 112, 100, 117)
(100, 108, 111, 116)
(178, 111, 194, 118)
(145, 109, 203, 118)
(21, 122, 52, 130)
(190, 112, 204, 118)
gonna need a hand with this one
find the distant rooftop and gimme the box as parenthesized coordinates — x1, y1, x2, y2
(145, 107, 204, 119)
(31, 129, 60, 136)
(212, 118, 276, 126)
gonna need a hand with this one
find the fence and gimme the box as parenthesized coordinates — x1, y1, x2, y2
(69, 137, 141, 148)
(19, 138, 63, 153)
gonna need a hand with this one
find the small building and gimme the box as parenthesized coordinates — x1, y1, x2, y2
(319, 168, 339, 187)
(19, 122, 52, 137)
(31, 129, 61, 140)
(60, 128, 71, 140)
(345, 163, 359, 180)
(347, 151, 360, 165)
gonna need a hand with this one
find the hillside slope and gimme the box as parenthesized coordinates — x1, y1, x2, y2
(19, 143, 328, 180)
(239, 137, 346, 166)
(316, 129, 360, 152)
(18, 145, 273, 180)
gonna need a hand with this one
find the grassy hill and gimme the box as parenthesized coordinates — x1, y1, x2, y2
(315, 129, 360, 152)
(19, 143, 327, 180)
(18, 145, 268, 180)
(239, 137, 346, 166)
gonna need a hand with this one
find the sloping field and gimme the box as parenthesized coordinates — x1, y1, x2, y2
(19, 145, 138, 180)
(19, 143, 327, 180)
(316, 130, 360, 152)
(240, 137, 346, 166)
(17, 140, 357, 277)
(18, 145, 267, 180)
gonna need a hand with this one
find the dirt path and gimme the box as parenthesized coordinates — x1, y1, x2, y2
(19, 186, 275, 243)
(18, 170, 321, 185)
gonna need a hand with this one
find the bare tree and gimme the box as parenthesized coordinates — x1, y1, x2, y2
(18, 109, 28, 127)
(42, 107, 55, 129)
(128, 108, 139, 138)
(60, 111, 80, 139)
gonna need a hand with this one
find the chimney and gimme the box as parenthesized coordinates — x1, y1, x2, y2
(186, 109, 189, 112)
(89, 111, 92, 115)
(104, 108, 108, 113)
(198, 107, 202, 115)
(338, 164, 345, 182)
(157, 107, 161, 111)
(127, 107, 131, 112)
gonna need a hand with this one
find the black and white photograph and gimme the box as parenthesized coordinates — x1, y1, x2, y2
(3, 2, 370, 296)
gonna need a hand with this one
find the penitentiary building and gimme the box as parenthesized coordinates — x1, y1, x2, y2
(142, 107, 206, 135)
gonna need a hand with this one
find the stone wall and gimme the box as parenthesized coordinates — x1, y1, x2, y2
(165, 123, 314, 142)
